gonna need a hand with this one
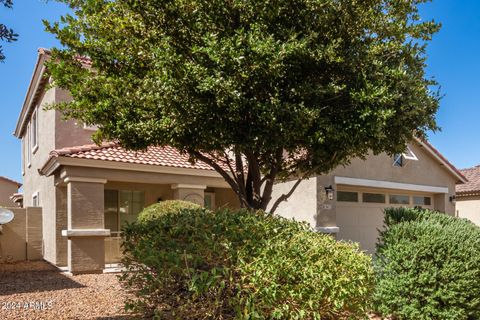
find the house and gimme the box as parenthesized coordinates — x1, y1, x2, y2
(14, 48, 466, 273)
(14, 49, 240, 274)
(455, 166, 480, 225)
(0, 176, 21, 207)
(271, 139, 467, 253)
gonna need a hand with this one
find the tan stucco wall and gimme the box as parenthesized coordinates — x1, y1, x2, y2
(330, 141, 456, 215)
(0, 180, 19, 207)
(0, 207, 42, 262)
(456, 197, 480, 226)
(272, 141, 458, 232)
(269, 177, 318, 226)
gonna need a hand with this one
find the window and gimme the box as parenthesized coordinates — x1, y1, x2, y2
(104, 190, 145, 233)
(413, 196, 431, 206)
(32, 192, 39, 207)
(21, 138, 25, 175)
(337, 191, 358, 202)
(31, 108, 38, 152)
(393, 154, 403, 167)
(26, 124, 31, 167)
(389, 194, 410, 205)
(362, 193, 386, 203)
(204, 192, 216, 209)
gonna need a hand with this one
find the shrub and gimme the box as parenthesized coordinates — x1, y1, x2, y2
(137, 199, 202, 223)
(120, 206, 375, 319)
(374, 208, 480, 320)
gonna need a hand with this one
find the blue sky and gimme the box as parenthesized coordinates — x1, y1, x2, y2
(0, 0, 479, 184)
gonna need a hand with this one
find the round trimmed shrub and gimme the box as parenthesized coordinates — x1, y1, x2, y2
(137, 199, 202, 223)
(374, 208, 480, 320)
(120, 206, 375, 319)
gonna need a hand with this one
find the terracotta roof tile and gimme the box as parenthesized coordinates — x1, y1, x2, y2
(456, 166, 480, 194)
(50, 143, 228, 171)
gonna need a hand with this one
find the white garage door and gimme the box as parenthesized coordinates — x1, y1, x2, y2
(336, 188, 434, 254)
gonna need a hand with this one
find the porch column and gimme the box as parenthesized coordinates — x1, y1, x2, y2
(171, 184, 207, 206)
(62, 177, 109, 274)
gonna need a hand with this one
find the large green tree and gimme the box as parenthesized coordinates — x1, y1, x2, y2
(45, 0, 440, 211)
(0, 0, 17, 61)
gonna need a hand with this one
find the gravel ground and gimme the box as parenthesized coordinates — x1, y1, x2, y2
(0, 261, 134, 320)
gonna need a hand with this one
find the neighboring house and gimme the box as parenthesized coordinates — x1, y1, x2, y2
(0, 176, 21, 207)
(455, 166, 480, 225)
(14, 49, 239, 274)
(271, 139, 467, 253)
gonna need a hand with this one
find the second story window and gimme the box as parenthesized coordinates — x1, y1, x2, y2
(26, 124, 31, 167)
(31, 107, 38, 153)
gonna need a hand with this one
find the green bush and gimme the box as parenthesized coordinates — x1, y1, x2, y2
(137, 199, 202, 223)
(374, 208, 480, 320)
(120, 205, 375, 319)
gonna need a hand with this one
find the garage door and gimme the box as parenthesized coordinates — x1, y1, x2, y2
(336, 188, 434, 254)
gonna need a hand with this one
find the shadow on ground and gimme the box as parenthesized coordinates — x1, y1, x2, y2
(0, 261, 86, 295)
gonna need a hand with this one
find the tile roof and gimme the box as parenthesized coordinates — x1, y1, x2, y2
(0, 176, 22, 187)
(456, 166, 480, 194)
(49, 143, 227, 171)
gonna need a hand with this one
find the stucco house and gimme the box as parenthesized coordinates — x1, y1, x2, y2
(15, 48, 466, 273)
(0, 176, 21, 207)
(455, 166, 480, 225)
(271, 139, 467, 253)
(14, 49, 240, 274)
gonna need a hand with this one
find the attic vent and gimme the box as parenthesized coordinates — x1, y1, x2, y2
(393, 146, 418, 167)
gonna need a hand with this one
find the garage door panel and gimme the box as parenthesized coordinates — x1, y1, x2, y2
(336, 191, 434, 254)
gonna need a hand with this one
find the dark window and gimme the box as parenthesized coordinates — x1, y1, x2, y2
(337, 191, 358, 202)
(413, 196, 431, 206)
(363, 193, 386, 203)
(389, 195, 410, 205)
(393, 154, 403, 167)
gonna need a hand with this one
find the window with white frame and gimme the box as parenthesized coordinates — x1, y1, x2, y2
(32, 192, 39, 207)
(26, 124, 31, 167)
(21, 137, 25, 175)
(31, 107, 38, 152)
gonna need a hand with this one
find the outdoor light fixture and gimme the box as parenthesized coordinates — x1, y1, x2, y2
(449, 195, 456, 203)
(325, 185, 335, 200)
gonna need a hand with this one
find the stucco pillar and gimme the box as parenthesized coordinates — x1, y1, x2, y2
(171, 184, 206, 206)
(62, 177, 109, 274)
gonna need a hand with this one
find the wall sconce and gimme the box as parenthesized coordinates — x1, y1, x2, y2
(325, 185, 335, 201)
(449, 195, 456, 203)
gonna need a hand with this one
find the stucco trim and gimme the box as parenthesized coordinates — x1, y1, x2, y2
(334, 176, 449, 194)
(61, 229, 111, 237)
(64, 177, 108, 184)
(171, 184, 207, 190)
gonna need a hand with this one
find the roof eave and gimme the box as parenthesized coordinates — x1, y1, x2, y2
(415, 138, 468, 184)
(14, 49, 50, 138)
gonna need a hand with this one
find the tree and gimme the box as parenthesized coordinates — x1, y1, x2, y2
(0, 0, 17, 61)
(45, 0, 440, 211)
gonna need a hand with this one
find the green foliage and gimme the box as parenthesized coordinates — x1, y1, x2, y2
(45, 0, 440, 210)
(374, 208, 480, 319)
(120, 206, 375, 319)
(0, 0, 17, 61)
(137, 200, 202, 223)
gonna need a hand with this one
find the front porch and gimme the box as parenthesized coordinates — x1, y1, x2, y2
(49, 159, 238, 274)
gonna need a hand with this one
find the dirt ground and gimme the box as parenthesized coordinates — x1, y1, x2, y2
(0, 261, 134, 320)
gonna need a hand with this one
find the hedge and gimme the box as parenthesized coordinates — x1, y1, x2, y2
(374, 208, 480, 320)
(120, 201, 375, 319)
